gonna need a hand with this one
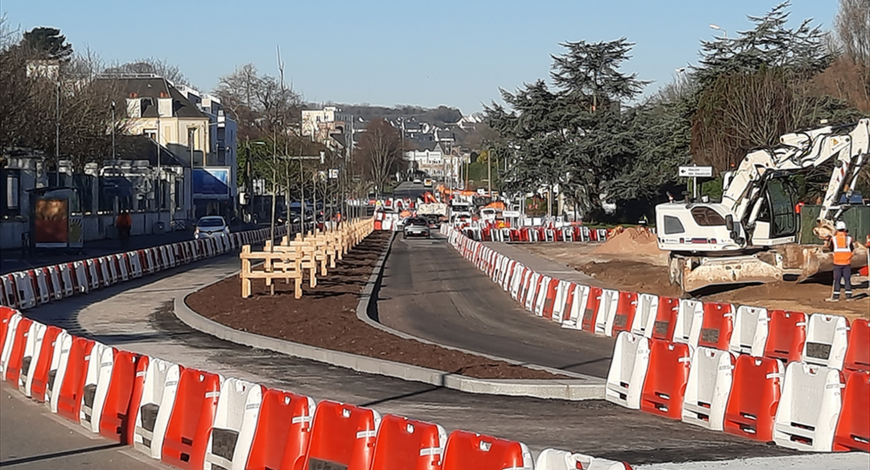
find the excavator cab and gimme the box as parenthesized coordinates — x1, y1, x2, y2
(749, 177, 799, 245)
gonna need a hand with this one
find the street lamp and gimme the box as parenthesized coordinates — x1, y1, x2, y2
(709, 24, 727, 38)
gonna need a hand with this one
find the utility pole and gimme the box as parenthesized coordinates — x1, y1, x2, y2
(487, 149, 492, 201)
(111, 101, 116, 160)
(55, 79, 60, 165)
(156, 106, 161, 213)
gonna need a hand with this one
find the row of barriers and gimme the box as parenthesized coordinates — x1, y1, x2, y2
(462, 224, 612, 243)
(442, 224, 869, 454)
(0, 226, 286, 312)
(0, 221, 631, 470)
(0, 308, 631, 470)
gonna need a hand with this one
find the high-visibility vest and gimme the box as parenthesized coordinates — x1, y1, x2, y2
(832, 232, 853, 265)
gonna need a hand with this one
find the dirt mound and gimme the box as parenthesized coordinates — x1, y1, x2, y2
(593, 227, 662, 256)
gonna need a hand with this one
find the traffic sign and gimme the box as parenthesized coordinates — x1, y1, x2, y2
(328, 169, 339, 179)
(679, 166, 713, 177)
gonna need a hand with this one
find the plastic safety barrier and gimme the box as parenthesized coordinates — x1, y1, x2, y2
(562, 284, 600, 330)
(640, 339, 692, 420)
(370, 415, 447, 470)
(540, 278, 560, 319)
(723, 355, 783, 442)
(55, 336, 95, 422)
(47, 266, 63, 300)
(673, 299, 703, 346)
(802, 314, 849, 370)
(1, 276, 17, 307)
(17, 321, 46, 396)
(204, 378, 263, 470)
(535, 449, 631, 470)
(161, 368, 221, 470)
(303, 401, 381, 470)
(605, 332, 650, 409)
(632, 293, 658, 338)
(25, 325, 64, 401)
(46, 331, 74, 411)
(833, 371, 869, 452)
(580, 286, 603, 332)
(72, 261, 89, 293)
(1, 316, 33, 383)
(245, 388, 315, 470)
(132, 357, 181, 459)
(441, 430, 533, 470)
(763, 310, 806, 363)
(681, 347, 735, 431)
(844, 318, 869, 373)
(79, 342, 113, 432)
(729, 306, 767, 356)
(773, 362, 844, 451)
(611, 291, 638, 336)
(524, 273, 541, 311)
(128, 251, 144, 278)
(534, 276, 554, 318)
(696, 302, 733, 350)
(13, 272, 36, 309)
(86, 259, 101, 291)
(0, 312, 24, 376)
(594, 288, 619, 336)
(551, 281, 573, 323)
(646, 296, 680, 341)
(34, 269, 51, 304)
(97, 349, 140, 443)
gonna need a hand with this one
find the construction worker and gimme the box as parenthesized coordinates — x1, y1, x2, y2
(825, 220, 857, 301)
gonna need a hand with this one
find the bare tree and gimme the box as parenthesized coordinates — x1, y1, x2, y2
(355, 118, 406, 194)
(214, 63, 302, 140)
(835, 0, 870, 67)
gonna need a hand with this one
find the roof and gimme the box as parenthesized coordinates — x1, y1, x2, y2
(114, 134, 188, 167)
(111, 77, 208, 119)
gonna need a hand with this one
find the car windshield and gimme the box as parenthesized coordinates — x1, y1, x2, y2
(198, 217, 225, 228)
(408, 218, 428, 226)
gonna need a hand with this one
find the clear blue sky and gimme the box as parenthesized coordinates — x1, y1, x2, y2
(3, 0, 839, 114)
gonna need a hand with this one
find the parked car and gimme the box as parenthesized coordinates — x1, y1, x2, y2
(403, 217, 430, 239)
(194, 216, 229, 240)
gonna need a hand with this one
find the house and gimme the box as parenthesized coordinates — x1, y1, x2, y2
(302, 106, 353, 151)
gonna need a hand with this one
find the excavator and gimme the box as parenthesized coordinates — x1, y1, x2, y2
(656, 119, 869, 293)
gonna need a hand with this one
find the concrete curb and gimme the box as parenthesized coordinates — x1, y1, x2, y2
(173, 231, 604, 401)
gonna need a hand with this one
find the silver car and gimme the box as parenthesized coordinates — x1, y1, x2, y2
(195, 216, 229, 239)
(403, 217, 430, 239)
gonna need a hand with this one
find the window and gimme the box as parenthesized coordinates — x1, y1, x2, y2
(663, 215, 685, 235)
(690, 207, 726, 226)
(144, 129, 157, 140)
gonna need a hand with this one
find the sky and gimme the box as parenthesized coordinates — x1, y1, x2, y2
(3, 0, 841, 115)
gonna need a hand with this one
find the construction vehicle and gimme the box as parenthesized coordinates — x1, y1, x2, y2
(656, 119, 869, 293)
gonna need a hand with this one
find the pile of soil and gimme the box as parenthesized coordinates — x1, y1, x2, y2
(593, 227, 662, 257)
(187, 231, 565, 380)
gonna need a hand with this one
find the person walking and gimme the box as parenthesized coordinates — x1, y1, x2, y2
(116, 210, 132, 248)
(826, 220, 857, 301)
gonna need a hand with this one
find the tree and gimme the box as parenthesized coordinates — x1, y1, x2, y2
(690, 2, 837, 171)
(215, 63, 302, 141)
(834, 0, 870, 67)
(20, 27, 72, 61)
(355, 118, 406, 194)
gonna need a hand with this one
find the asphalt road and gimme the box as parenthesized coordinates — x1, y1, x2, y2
(377, 235, 617, 378)
(0, 382, 160, 470)
(9, 247, 799, 465)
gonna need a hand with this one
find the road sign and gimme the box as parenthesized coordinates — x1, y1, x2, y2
(679, 166, 713, 177)
(328, 169, 339, 179)
(503, 211, 521, 218)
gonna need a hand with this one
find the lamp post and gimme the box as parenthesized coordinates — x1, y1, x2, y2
(709, 24, 727, 38)
(111, 101, 116, 160)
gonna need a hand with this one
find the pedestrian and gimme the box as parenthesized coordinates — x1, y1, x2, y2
(116, 210, 132, 248)
(825, 220, 857, 302)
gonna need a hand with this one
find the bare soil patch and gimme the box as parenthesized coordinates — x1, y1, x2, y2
(187, 231, 565, 380)
(519, 242, 870, 322)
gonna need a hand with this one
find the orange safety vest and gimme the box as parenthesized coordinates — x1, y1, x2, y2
(832, 232, 853, 266)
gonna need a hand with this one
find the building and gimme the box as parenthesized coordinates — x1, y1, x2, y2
(104, 75, 239, 220)
(302, 106, 353, 151)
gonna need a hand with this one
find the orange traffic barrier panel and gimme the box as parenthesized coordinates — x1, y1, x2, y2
(541, 278, 560, 320)
(441, 430, 532, 470)
(303, 400, 381, 470)
(762, 310, 806, 363)
(581, 286, 603, 332)
(0, 306, 16, 351)
(161, 368, 221, 470)
(99, 350, 141, 444)
(27, 325, 63, 402)
(649, 296, 679, 341)
(697, 302, 734, 350)
(640, 339, 691, 420)
(612, 291, 638, 336)
(844, 318, 869, 373)
(3, 317, 33, 384)
(723, 355, 783, 442)
(370, 415, 447, 470)
(833, 371, 869, 452)
(55, 336, 95, 422)
(246, 388, 315, 470)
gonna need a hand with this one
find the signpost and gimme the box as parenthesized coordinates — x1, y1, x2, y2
(679, 165, 713, 200)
